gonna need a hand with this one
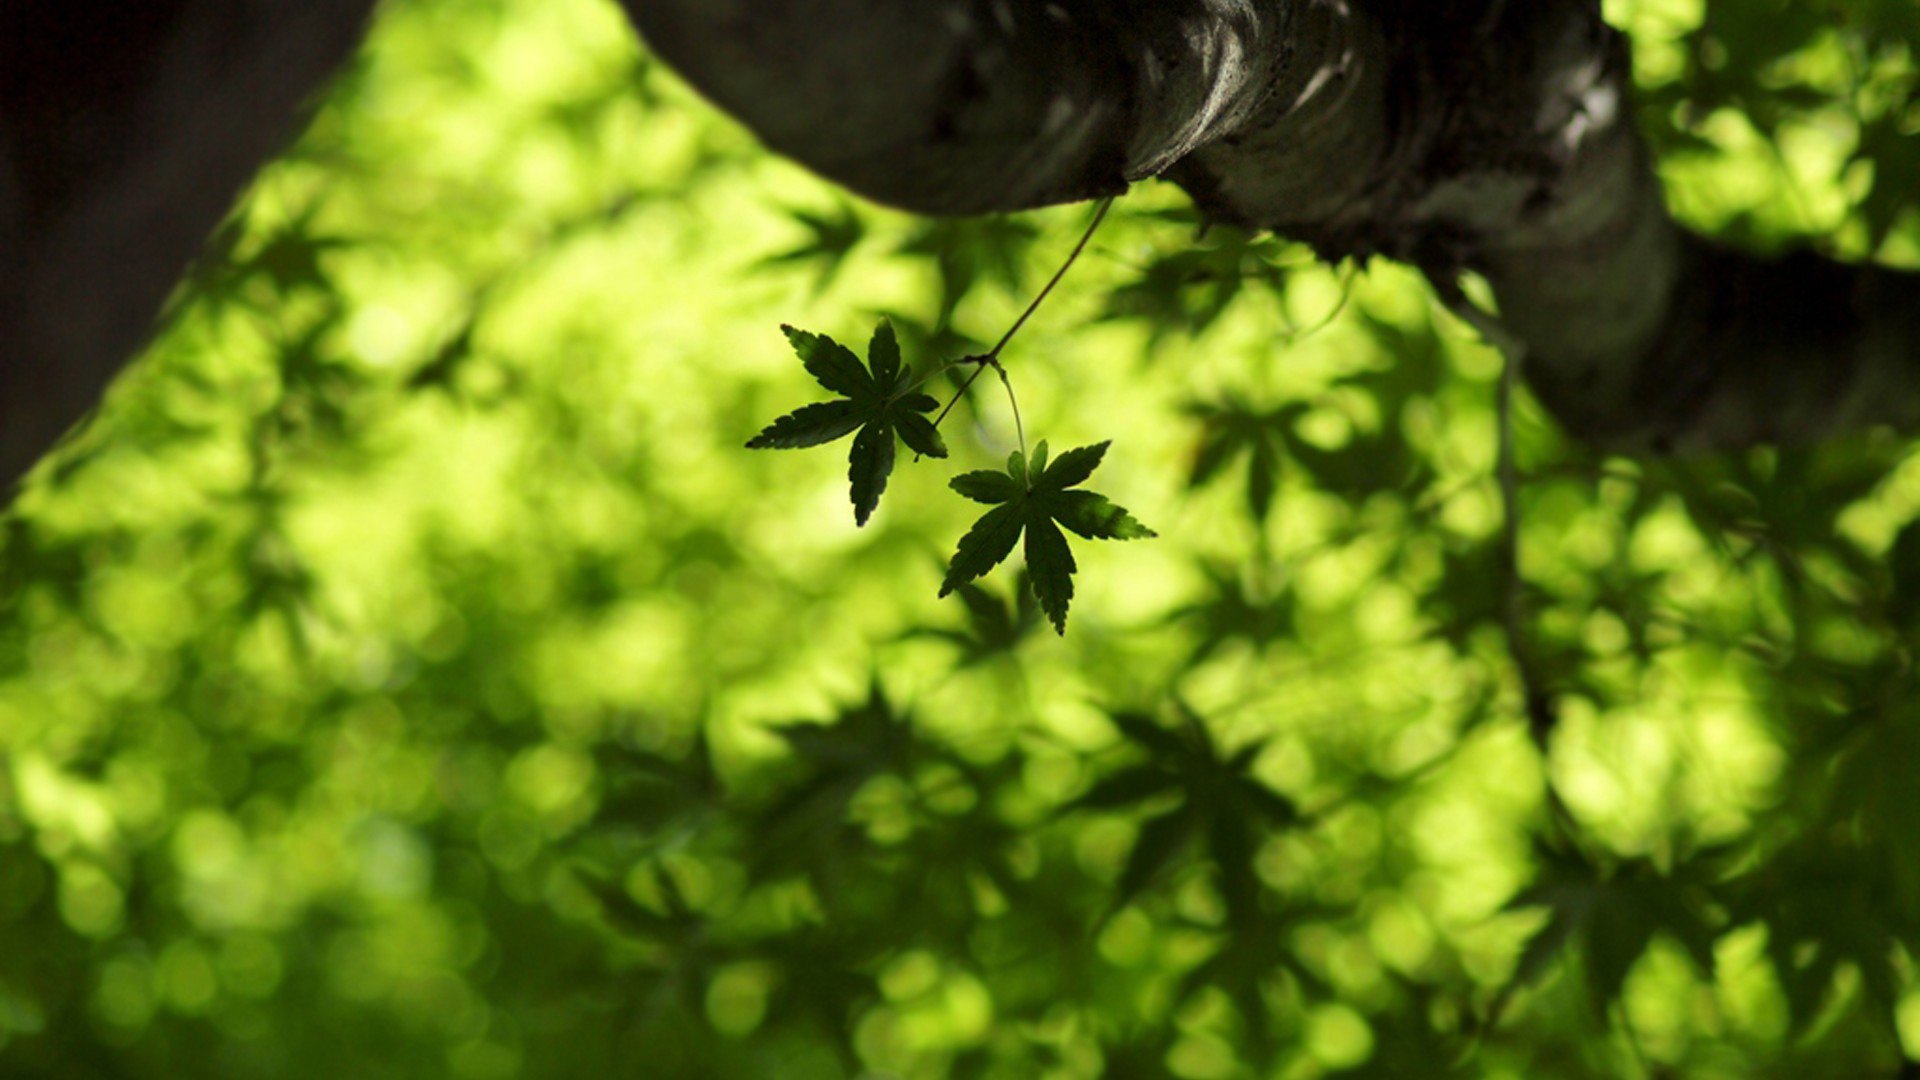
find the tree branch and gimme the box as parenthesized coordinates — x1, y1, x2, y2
(616, 0, 1353, 215)
(1434, 278, 1558, 747)
(631, 0, 1919, 452)
(3, 0, 1914, 493)
(1527, 237, 1920, 450)
(0, 0, 381, 487)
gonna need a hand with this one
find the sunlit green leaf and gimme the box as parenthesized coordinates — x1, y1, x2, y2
(940, 440, 1154, 633)
(749, 321, 947, 524)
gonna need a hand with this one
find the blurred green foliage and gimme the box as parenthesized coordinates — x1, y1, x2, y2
(2, 0, 1919, 1075)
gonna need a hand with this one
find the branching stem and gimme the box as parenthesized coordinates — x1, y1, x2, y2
(926, 357, 996, 432)
(1433, 277, 1557, 749)
(987, 197, 1113, 360)
(928, 197, 1115, 434)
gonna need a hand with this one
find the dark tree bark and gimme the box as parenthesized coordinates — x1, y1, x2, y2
(626, 0, 1920, 451)
(2, 0, 1915, 490)
(0, 0, 382, 485)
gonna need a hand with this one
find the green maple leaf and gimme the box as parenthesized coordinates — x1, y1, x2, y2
(940, 440, 1155, 634)
(1492, 845, 1723, 1025)
(747, 321, 948, 525)
(1183, 394, 1301, 523)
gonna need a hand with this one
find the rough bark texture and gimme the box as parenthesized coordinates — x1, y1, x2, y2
(627, 0, 1920, 452)
(0, 0, 381, 485)
(1, 0, 1914, 490)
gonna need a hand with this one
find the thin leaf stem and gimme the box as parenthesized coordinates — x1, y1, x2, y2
(929, 196, 1116, 435)
(901, 351, 978, 398)
(994, 362, 1026, 462)
(1280, 261, 1358, 345)
(927, 359, 995, 431)
(1433, 276, 1557, 748)
(986, 196, 1113, 361)
(1494, 343, 1556, 747)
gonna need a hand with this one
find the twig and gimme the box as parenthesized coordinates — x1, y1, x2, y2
(990, 197, 1112, 359)
(1433, 277, 1558, 749)
(1280, 260, 1359, 344)
(927, 355, 998, 432)
(929, 197, 1116, 433)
